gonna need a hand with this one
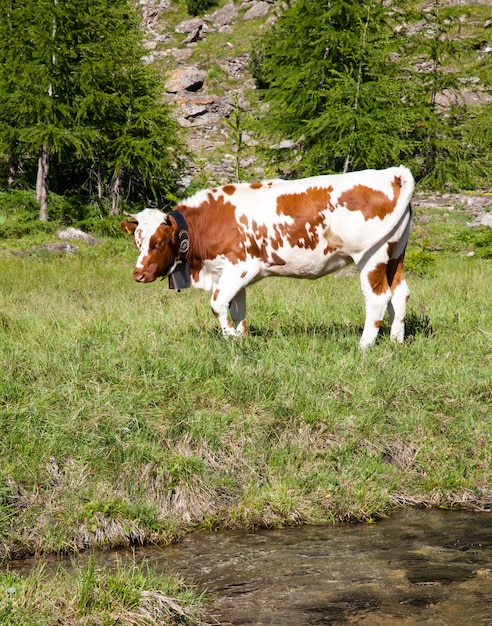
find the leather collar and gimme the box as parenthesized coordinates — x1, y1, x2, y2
(168, 209, 190, 263)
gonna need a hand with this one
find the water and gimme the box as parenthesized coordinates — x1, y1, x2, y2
(9, 509, 492, 625)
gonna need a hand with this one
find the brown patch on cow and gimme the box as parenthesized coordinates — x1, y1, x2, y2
(223, 185, 236, 196)
(185, 193, 247, 268)
(240, 271, 248, 279)
(121, 220, 137, 235)
(375, 320, 382, 328)
(213, 288, 220, 301)
(387, 253, 405, 291)
(269, 252, 286, 266)
(338, 176, 401, 221)
(241, 220, 270, 262)
(368, 262, 390, 295)
(250, 182, 262, 189)
(387, 241, 398, 258)
(245, 234, 267, 262)
(275, 186, 332, 250)
(251, 220, 268, 240)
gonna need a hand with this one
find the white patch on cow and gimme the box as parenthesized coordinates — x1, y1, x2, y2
(133, 208, 167, 269)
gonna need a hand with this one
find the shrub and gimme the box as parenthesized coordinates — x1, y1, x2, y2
(458, 226, 492, 258)
(404, 249, 437, 276)
(186, 0, 216, 17)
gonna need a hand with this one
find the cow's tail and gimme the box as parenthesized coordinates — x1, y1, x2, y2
(375, 165, 414, 248)
(395, 164, 415, 213)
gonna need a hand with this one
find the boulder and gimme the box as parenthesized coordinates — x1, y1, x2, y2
(243, 2, 270, 20)
(175, 17, 206, 34)
(58, 228, 99, 245)
(210, 2, 238, 27)
(175, 94, 235, 127)
(166, 66, 206, 93)
(467, 212, 492, 228)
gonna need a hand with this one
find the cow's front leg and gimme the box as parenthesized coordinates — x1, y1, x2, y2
(211, 267, 256, 336)
(211, 287, 244, 336)
(229, 287, 247, 335)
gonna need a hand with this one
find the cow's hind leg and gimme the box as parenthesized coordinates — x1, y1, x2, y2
(387, 253, 410, 344)
(358, 258, 393, 349)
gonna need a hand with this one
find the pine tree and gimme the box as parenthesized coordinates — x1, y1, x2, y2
(251, 0, 492, 189)
(251, 0, 413, 175)
(400, 0, 492, 189)
(0, 0, 184, 218)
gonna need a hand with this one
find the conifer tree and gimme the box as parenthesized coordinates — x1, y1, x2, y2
(0, 0, 183, 218)
(251, 0, 492, 189)
(399, 0, 492, 188)
(251, 0, 413, 175)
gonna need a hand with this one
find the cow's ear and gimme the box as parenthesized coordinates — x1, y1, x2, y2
(121, 220, 137, 235)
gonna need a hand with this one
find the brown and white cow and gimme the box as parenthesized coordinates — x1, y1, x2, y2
(122, 166, 414, 348)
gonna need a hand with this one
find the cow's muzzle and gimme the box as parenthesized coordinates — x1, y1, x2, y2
(133, 266, 158, 283)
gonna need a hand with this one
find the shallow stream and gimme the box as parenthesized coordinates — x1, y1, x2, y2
(11, 509, 492, 625)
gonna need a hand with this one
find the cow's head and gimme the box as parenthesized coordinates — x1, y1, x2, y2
(121, 208, 179, 283)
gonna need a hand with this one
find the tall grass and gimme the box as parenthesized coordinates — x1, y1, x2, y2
(0, 558, 209, 625)
(0, 203, 491, 559)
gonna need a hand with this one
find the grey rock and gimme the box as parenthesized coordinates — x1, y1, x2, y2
(166, 66, 206, 93)
(175, 17, 206, 34)
(467, 212, 492, 228)
(58, 228, 99, 245)
(210, 2, 238, 27)
(243, 2, 270, 20)
(271, 139, 297, 150)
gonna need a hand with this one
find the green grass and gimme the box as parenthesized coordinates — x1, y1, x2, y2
(1, 200, 491, 561)
(0, 558, 208, 625)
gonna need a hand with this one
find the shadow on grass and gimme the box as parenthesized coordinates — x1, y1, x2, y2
(247, 320, 363, 340)
(379, 311, 434, 341)
(206, 311, 433, 344)
(244, 311, 433, 342)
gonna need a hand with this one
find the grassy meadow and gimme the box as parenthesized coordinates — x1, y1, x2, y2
(0, 198, 491, 567)
(0, 195, 491, 623)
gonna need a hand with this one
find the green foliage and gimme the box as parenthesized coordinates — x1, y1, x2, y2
(0, 0, 184, 214)
(458, 226, 492, 258)
(251, 0, 415, 175)
(74, 216, 127, 237)
(0, 191, 54, 238)
(185, 0, 216, 17)
(0, 190, 110, 238)
(404, 248, 437, 276)
(251, 0, 492, 189)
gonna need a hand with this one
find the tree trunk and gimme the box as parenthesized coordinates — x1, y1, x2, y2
(36, 143, 50, 221)
(110, 167, 122, 215)
(8, 142, 18, 187)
